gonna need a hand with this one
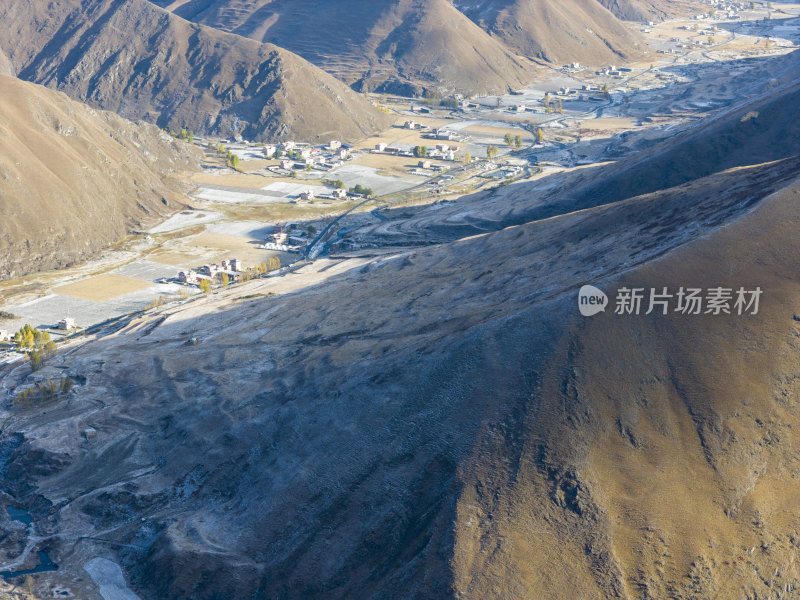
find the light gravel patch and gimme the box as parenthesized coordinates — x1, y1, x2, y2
(260, 182, 332, 196)
(84, 558, 142, 600)
(149, 210, 224, 234)
(204, 221, 274, 240)
(194, 188, 282, 203)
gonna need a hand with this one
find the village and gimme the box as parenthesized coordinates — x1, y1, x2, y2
(0, 0, 798, 368)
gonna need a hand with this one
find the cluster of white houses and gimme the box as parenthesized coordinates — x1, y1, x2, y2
(179, 258, 243, 285)
(415, 159, 451, 172)
(427, 127, 460, 141)
(270, 229, 307, 246)
(298, 188, 347, 203)
(374, 138, 461, 162)
(263, 140, 350, 172)
(261, 227, 308, 252)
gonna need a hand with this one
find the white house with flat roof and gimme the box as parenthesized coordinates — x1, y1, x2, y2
(58, 317, 76, 330)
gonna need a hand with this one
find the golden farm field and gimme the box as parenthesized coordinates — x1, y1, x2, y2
(54, 273, 152, 302)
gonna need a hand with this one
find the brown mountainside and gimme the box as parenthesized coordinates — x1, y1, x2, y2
(0, 0, 390, 141)
(150, 0, 536, 95)
(0, 46, 13, 76)
(453, 0, 647, 64)
(596, 0, 703, 21)
(0, 74, 199, 280)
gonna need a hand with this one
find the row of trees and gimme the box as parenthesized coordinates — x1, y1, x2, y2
(13, 324, 50, 349)
(210, 142, 240, 168)
(320, 179, 373, 196)
(9, 325, 60, 371)
(413, 146, 428, 158)
(14, 377, 74, 406)
(176, 128, 194, 143)
(321, 179, 346, 189)
(350, 184, 375, 197)
(504, 133, 524, 149)
(422, 90, 459, 109)
(486, 145, 500, 159)
(30, 341, 59, 371)
(239, 257, 282, 283)
(542, 93, 564, 114)
(147, 296, 167, 309)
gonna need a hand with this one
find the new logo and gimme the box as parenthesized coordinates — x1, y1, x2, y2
(578, 285, 608, 317)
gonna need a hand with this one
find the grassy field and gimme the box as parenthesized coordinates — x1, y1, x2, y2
(210, 199, 369, 224)
(239, 158, 272, 171)
(192, 172, 277, 188)
(54, 274, 152, 302)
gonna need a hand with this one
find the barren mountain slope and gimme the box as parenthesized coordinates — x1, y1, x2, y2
(454, 0, 647, 64)
(149, 0, 535, 95)
(0, 74, 199, 280)
(596, 0, 702, 21)
(1, 145, 799, 598)
(449, 163, 800, 600)
(0, 46, 13, 76)
(0, 0, 390, 141)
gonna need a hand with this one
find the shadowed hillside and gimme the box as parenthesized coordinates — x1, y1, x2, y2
(0, 0, 391, 141)
(0, 74, 199, 280)
(1, 149, 798, 598)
